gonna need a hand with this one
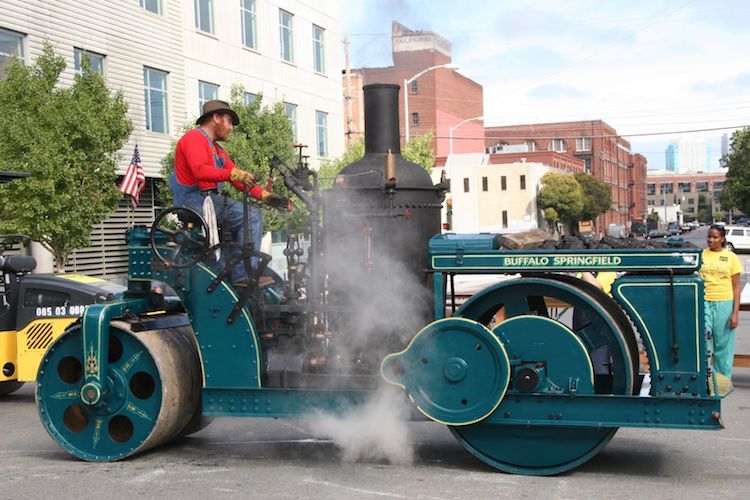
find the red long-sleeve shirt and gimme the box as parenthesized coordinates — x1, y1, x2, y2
(173, 128, 263, 199)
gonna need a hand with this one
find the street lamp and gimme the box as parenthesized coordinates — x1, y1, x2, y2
(449, 115, 483, 157)
(403, 63, 459, 143)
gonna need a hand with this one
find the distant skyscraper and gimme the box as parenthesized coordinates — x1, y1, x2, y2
(664, 138, 710, 173)
(665, 144, 678, 172)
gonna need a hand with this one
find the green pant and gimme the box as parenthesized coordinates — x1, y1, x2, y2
(705, 300, 737, 378)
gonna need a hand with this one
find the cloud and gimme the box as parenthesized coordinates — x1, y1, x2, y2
(527, 83, 587, 99)
(691, 73, 750, 96)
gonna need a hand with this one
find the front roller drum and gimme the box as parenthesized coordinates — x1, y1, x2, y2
(36, 320, 203, 461)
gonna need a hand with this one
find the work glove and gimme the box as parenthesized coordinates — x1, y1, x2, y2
(262, 190, 292, 212)
(230, 167, 256, 185)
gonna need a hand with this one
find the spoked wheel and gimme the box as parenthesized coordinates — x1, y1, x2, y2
(150, 207, 210, 269)
(0, 381, 24, 396)
(36, 321, 202, 461)
(450, 275, 639, 475)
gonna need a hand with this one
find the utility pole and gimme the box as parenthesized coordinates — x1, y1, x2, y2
(343, 37, 353, 149)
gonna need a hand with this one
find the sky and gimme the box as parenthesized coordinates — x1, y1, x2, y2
(340, 0, 750, 170)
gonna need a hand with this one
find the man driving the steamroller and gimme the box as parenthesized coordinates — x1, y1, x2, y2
(169, 99, 288, 287)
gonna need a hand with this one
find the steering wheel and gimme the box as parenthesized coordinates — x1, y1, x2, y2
(150, 207, 210, 269)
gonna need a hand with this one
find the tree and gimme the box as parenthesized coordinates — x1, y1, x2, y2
(574, 173, 611, 221)
(722, 127, 750, 215)
(697, 208, 709, 224)
(543, 207, 559, 233)
(647, 210, 660, 230)
(0, 42, 132, 269)
(317, 132, 435, 189)
(537, 172, 584, 233)
(160, 86, 299, 232)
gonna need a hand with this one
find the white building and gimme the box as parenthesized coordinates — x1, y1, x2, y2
(442, 154, 574, 234)
(1, 0, 343, 276)
(665, 138, 711, 174)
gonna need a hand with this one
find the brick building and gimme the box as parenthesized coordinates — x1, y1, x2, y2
(646, 172, 727, 222)
(345, 22, 484, 156)
(485, 120, 648, 231)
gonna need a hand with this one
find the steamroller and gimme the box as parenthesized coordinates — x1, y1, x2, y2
(32, 83, 727, 475)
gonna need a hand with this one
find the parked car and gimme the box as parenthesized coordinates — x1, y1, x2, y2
(666, 222, 681, 236)
(724, 225, 750, 252)
(647, 229, 668, 239)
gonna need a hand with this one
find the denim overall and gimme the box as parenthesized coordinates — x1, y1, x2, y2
(169, 129, 263, 282)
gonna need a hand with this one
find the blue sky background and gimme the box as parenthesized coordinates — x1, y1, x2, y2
(341, 0, 750, 170)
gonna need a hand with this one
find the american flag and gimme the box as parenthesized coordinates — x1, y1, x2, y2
(119, 145, 146, 209)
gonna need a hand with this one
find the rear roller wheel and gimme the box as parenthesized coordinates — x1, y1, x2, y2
(36, 320, 202, 461)
(451, 276, 639, 475)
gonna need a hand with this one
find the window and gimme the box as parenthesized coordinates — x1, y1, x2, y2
(410, 80, 418, 94)
(285, 102, 297, 142)
(549, 139, 566, 152)
(245, 92, 256, 105)
(696, 182, 709, 193)
(411, 112, 419, 127)
(140, 0, 161, 14)
(463, 178, 469, 193)
(647, 183, 655, 195)
(520, 175, 526, 190)
(73, 48, 104, 75)
(482, 176, 488, 192)
(0, 28, 24, 78)
(316, 110, 328, 157)
(525, 140, 537, 152)
(688, 198, 695, 205)
(195, 0, 214, 34)
(312, 25, 325, 73)
(241, 0, 257, 49)
(678, 182, 691, 193)
(144, 67, 168, 133)
(502, 210, 508, 229)
(584, 158, 592, 174)
(198, 81, 218, 114)
(660, 183, 673, 194)
(24, 289, 70, 308)
(501, 176, 507, 191)
(576, 137, 592, 151)
(731, 229, 743, 236)
(279, 9, 294, 63)
(713, 181, 724, 190)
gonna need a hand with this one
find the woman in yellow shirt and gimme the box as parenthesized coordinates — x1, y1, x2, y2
(700, 224, 743, 378)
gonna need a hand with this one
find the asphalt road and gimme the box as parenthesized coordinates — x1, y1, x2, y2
(2, 341, 749, 498)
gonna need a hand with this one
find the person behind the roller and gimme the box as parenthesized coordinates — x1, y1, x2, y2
(170, 99, 288, 287)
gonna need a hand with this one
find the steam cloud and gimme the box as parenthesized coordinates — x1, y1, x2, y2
(309, 387, 414, 465)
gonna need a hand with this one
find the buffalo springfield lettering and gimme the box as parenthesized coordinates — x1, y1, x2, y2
(501, 255, 622, 267)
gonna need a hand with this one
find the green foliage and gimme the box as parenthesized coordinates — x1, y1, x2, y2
(722, 127, 750, 214)
(647, 210, 660, 223)
(160, 86, 299, 233)
(317, 132, 435, 189)
(543, 207, 559, 228)
(698, 208, 709, 223)
(0, 42, 131, 269)
(574, 173, 611, 221)
(402, 132, 435, 174)
(537, 172, 584, 232)
(317, 137, 365, 189)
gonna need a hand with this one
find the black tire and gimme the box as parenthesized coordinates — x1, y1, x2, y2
(0, 381, 24, 396)
(726, 242, 735, 252)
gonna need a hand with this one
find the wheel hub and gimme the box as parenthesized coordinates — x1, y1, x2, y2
(381, 317, 510, 426)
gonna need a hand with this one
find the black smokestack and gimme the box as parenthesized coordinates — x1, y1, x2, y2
(363, 84, 401, 155)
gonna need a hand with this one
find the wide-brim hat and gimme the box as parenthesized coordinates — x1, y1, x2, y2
(196, 100, 240, 126)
